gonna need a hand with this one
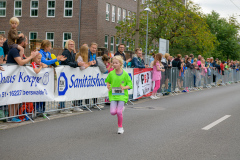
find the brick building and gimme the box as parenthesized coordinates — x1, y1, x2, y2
(0, 0, 186, 53)
(0, 0, 139, 53)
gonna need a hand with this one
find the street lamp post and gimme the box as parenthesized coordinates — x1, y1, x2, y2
(144, 7, 151, 65)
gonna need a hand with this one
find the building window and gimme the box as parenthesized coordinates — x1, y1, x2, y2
(116, 37, 119, 51)
(112, 5, 115, 22)
(14, 0, 22, 17)
(64, 0, 73, 17)
(18, 31, 21, 34)
(30, 0, 38, 17)
(0, 31, 5, 35)
(123, 9, 126, 22)
(106, 3, 110, 21)
(46, 32, 54, 47)
(117, 8, 121, 23)
(110, 36, 114, 53)
(122, 38, 124, 44)
(47, 0, 55, 17)
(63, 32, 72, 48)
(105, 35, 108, 49)
(0, 1, 6, 17)
(142, 0, 145, 4)
(29, 32, 38, 47)
(126, 41, 129, 51)
(127, 11, 131, 20)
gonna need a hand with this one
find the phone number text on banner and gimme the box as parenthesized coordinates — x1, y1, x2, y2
(0, 65, 54, 105)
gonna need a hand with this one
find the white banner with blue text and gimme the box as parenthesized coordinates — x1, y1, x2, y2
(54, 66, 109, 101)
(0, 65, 54, 106)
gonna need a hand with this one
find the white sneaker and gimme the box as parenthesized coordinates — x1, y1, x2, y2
(150, 96, 157, 99)
(60, 110, 72, 114)
(118, 127, 124, 134)
(73, 107, 83, 112)
(155, 95, 160, 99)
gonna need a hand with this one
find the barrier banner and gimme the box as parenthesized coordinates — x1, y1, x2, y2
(55, 66, 109, 101)
(124, 68, 134, 95)
(133, 68, 153, 99)
(0, 65, 54, 105)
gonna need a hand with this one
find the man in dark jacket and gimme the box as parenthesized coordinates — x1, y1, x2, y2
(114, 44, 131, 63)
(61, 40, 82, 68)
(131, 48, 148, 68)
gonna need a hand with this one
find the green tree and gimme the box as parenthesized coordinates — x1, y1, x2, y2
(116, 0, 217, 57)
(205, 11, 240, 60)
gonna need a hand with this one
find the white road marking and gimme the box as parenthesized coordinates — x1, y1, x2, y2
(202, 115, 231, 130)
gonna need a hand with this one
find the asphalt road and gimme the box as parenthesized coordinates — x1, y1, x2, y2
(1, 84, 240, 160)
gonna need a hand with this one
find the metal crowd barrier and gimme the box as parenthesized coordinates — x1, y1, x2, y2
(157, 67, 240, 95)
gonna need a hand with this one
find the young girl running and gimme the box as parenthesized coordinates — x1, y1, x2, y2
(151, 53, 165, 99)
(105, 56, 132, 134)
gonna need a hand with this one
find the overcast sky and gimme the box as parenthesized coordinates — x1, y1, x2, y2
(191, 0, 240, 23)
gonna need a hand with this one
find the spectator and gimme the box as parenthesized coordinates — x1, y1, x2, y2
(149, 53, 155, 65)
(61, 39, 82, 68)
(0, 66, 4, 71)
(7, 17, 25, 57)
(88, 42, 104, 109)
(88, 42, 98, 67)
(189, 54, 194, 63)
(60, 40, 84, 113)
(7, 37, 38, 65)
(0, 35, 4, 60)
(114, 44, 131, 64)
(102, 54, 113, 73)
(39, 40, 66, 66)
(76, 45, 92, 70)
(162, 53, 171, 92)
(6, 37, 38, 123)
(2, 39, 9, 60)
(150, 53, 165, 99)
(131, 48, 148, 68)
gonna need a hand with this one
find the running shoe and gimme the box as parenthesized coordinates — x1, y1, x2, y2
(118, 127, 124, 134)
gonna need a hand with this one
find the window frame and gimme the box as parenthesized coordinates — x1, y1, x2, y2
(63, 32, 72, 48)
(106, 3, 110, 21)
(110, 36, 114, 53)
(122, 9, 126, 22)
(64, 0, 73, 17)
(117, 7, 121, 23)
(0, 31, 5, 35)
(14, 0, 22, 17)
(47, 0, 56, 17)
(116, 37, 119, 51)
(105, 35, 109, 49)
(29, 32, 38, 48)
(46, 32, 54, 47)
(112, 5, 115, 22)
(30, 0, 39, 17)
(0, 0, 6, 17)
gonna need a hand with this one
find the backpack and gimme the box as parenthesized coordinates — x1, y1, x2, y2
(18, 102, 34, 121)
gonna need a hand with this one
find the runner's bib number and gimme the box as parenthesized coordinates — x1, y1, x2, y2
(112, 87, 124, 95)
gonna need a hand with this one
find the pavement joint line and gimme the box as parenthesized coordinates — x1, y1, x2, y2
(202, 115, 231, 130)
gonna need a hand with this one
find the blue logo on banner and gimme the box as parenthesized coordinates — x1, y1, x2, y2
(58, 72, 68, 96)
(42, 72, 49, 85)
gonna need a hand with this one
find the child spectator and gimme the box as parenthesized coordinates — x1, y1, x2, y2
(7, 17, 24, 57)
(102, 54, 113, 73)
(150, 53, 165, 99)
(31, 53, 48, 115)
(76, 45, 93, 70)
(31, 53, 48, 74)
